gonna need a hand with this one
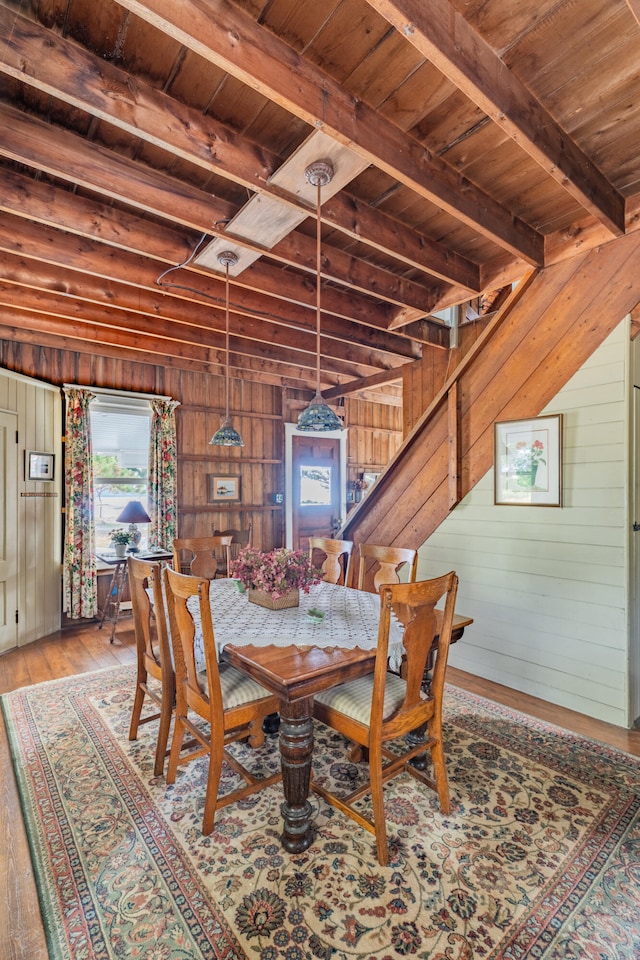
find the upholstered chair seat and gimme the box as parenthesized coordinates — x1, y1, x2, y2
(313, 572, 458, 866)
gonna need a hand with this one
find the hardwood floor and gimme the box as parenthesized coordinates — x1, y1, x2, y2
(1, 620, 639, 959)
(0, 620, 137, 960)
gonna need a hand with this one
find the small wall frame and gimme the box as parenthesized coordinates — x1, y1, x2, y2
(494, 414, 562, 506)
(209, 474, 241, 503)
(26, 451, 55, 481)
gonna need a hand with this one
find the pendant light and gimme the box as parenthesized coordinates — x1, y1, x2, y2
(297, 161, 344, 432)
(210, 250, 244, 447)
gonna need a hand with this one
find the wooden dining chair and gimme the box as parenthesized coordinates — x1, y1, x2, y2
(212, 523, 253, 575)
(312, 571, 458, 866)
(163, 566, 281, 835)
(356, 542, 418, 592)
(127, 556, 175, 777)
(172, 535, 233, 580)
(308, 536, 354, 586)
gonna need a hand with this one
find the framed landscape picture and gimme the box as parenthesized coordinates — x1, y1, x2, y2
(209, 474, 241, 503)
(494, 414, 563, 506)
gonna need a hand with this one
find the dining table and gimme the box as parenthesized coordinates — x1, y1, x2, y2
(200, 578, 473, 853)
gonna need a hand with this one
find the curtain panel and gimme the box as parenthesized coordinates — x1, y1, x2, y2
(149, 399, 179, 550)
(63, 387, 97, 618)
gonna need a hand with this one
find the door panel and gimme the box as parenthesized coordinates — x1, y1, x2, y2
(0, 412, 18, 653)
(292, 435, 341, 551)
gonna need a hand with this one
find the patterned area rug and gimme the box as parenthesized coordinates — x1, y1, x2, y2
(2, 666, 639, 959)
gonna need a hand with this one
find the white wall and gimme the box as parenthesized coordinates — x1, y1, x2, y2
(0, 368, 62, 646)
(419, 321, 631, 727)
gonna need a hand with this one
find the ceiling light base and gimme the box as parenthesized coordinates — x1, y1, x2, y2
(217, 250, 239, 269)
(305, 160, 334, 188)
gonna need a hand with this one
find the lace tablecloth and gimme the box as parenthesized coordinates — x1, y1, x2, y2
(188, 579, 404, 670)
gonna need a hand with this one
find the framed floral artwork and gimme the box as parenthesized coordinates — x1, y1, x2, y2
(494, 414, 563, 506)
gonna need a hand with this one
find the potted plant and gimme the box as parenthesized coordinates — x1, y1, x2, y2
(230, 547, 320, 609)
(109, 528, 132, 557)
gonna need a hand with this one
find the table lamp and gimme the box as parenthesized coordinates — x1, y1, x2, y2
(116, 500, 151, 553)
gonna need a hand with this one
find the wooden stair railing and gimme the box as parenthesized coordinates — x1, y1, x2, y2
(343, 230, 640, 555)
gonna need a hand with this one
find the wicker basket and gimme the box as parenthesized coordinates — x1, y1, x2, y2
(247, 587, 299, 610)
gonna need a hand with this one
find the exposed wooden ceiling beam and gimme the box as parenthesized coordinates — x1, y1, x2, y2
(0, 117, 400, 325)
(0, 106, 451, 336)
(0, 314, 311, 387)
(0, 165, 440, 345)
(0, 216, 421, 366)
(322, 367, 404, 400)
(114, 0, 544, 265)
(0, 282, 407, 381)
(319, 191, 480, 293)
(1, 304, 385, 388)
(0, 7, 479, 295)
(366, 0, 625, 236)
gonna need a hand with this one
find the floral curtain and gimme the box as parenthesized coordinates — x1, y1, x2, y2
(63, 387, 97, 618)
(148, 398, 179, 550)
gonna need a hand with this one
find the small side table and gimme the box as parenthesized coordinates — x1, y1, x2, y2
(96, 551, 172, 643)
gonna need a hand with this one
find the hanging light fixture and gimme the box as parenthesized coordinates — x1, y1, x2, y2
(210, 250, 244, 447)
(297, 161, 344, 432)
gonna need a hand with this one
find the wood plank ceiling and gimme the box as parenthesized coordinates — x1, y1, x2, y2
(0, 0, 639, 403)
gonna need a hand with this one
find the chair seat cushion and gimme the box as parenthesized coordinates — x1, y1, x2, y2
(315, 671, 419, 725)
(196, 663, 274, 709)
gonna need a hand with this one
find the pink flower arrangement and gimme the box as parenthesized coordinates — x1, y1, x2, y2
(230, 547, 321, 599)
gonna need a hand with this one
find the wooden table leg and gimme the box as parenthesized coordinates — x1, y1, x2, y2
(278, 695, 315, 853)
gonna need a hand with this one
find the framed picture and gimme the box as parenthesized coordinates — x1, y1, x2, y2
(26, 450, 55, 481)
(494, 414, 563, 506)
(209, 474, 241, 503)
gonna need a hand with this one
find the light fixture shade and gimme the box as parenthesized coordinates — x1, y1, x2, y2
(210, 416, 245, 446)
(116, 500, 151, 524)
(210, 250, 244, 448)
(297, 391, 344, 432)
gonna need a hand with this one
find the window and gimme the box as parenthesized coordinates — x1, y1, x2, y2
(90, 395, 151, 550)
(299, 465, 332, 506)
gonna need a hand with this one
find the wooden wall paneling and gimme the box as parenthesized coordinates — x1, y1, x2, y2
(402, 346, 449, 436)
(345, 232, 640, 554)
(344, 396, 402, 509)
(0, 341, 397, 564)
(349, 277, 545, 544)
(404, 355, 423, 436)
(458, 244, 638, 493)
(448, 381, 460, 509)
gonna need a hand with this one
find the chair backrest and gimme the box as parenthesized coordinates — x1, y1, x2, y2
(373, 572, 458, 738)
(128, 555, 172, 681)
(212, 523, 253, 566)
(356, 542, 418, 592)
(172, 535, 233, 579)
(163, 566, 224, 724)
(308, 536, 353, 586)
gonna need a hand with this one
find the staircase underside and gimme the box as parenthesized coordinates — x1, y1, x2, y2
(343, 230, 640, 552)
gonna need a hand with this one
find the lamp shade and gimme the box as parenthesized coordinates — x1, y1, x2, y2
(210, 416, 245, 446)
(116, 500, 151, 524)
(297, 391, 344, 432)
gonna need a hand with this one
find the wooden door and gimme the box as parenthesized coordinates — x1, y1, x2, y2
(292, 435, 341, 551)
(0, 411, 18, 653)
